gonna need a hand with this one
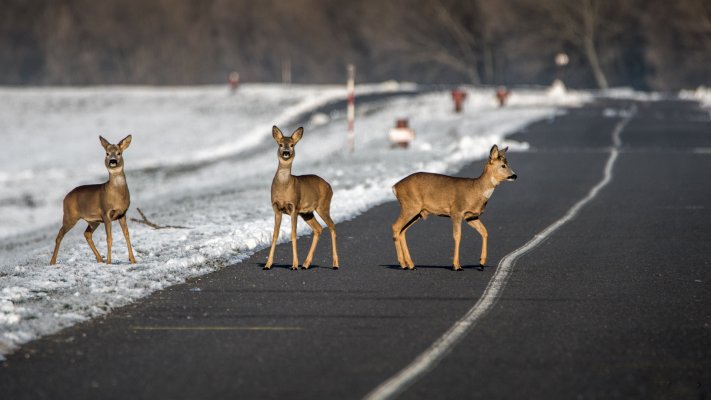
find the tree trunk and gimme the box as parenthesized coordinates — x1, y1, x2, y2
(581, 0, 609, 89)
(583, 36, 608, 89)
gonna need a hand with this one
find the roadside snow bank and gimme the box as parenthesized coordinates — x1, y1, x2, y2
(679, 86, 711, 107)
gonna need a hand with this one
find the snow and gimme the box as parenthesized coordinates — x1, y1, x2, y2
(679, 86, 711, 108)
(0, 83, 591, 359)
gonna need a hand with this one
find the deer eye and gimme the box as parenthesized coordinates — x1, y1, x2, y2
(117, 152, 121, 156)
(501, 165, 506, 168)
(106, 152, 109, 156)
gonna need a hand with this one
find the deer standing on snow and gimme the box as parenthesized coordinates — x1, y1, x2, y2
(264, 126, 339, 270)
(391, 144, 516, 270)
(50, 135, 136, 265)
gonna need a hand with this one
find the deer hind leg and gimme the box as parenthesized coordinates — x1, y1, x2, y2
(118, 215, 136, 264)
(399, 214, 422, 270)
(392, 208, 421, 269)
(316, 204, 339, 269)
(50, 216, 78, 265)
(300, 212, 322, 269)
(466, 217, 488, 267)
(289, 210, 299, 270)
(452, 215, 464, 271)
(264, 209, 282, 270)
(84, 222, 104, 263)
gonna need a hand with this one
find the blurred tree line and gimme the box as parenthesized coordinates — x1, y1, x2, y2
(1, 0, 709, 90)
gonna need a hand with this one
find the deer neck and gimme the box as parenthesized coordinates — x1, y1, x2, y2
(107, 169, 128, 190)
(274, 160, 294, 185)
(477, 165, 499, 199)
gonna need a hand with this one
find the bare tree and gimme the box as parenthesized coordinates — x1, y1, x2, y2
(361, 0, 484, 84)
(535, 0, 610, 89)
(1, 0, 709, 89)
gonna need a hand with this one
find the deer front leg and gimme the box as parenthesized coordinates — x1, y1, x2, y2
(300, 212, 322, 269)
(103, 215, 113, 264)
(289, 210, 299, 270)
(451, 215, 463, 271)
(84, 222, 104, 263)
(466, 217, 488, 267)
(118, 215, 136, 264)
(264, 210, 282, 270)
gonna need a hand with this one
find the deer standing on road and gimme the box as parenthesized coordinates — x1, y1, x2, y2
(264, 126, 339, 270)
(50, 135, 136, 265)
(391, 144, 516, 270)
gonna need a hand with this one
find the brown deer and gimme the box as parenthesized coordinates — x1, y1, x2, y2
(50, 135, 136, 265)
(264, 126, 339, 270)
(391, 144, 516, 270)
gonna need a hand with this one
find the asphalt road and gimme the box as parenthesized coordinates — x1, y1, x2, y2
(2, 98, 710, 399)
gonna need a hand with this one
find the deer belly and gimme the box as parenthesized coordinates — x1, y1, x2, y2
(82, 214, 103, 223)
(297, 200, 318, 213)
(422, 204, 451, 217)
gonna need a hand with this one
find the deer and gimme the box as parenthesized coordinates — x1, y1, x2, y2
(264, 126, 339, 270)
(50, 135, 137, 266)
(391, 144, 516, 271)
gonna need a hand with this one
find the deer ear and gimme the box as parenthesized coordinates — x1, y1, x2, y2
(291, 127, 304, 143)
(499, 146, 508, 156)
(99, 135, 110, 150)
(118, 135, 132, 150)
(272, 126, 284, 142)
(489, 144, 499, 160)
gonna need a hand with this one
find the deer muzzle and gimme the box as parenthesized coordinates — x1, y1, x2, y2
(109, 159, 118, 167)
(507, 174, 517, 181)
(281, 151, 291, 159)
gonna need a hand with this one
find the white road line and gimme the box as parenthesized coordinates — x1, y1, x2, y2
(130, 326, 303, 331)
(364, 109, 636, 400)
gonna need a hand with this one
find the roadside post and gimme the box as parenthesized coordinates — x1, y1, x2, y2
(451, 88, 467, 113)
(347, 64, 355, 153)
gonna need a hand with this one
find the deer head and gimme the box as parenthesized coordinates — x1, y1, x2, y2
(272, 126, 303, 163)
(488, 144, 517, 183)
(99, 135, 132, 172)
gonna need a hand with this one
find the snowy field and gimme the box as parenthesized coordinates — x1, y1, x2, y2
(0, 83, 592, 358)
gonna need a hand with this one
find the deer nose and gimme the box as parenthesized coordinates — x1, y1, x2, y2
(109, 159, 118, 167)
(508, 174, 517, 181)
(281, 151, 291, 158)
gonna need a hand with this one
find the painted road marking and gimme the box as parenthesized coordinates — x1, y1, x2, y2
(364, 108, 636, 400)
(131, 326, 303, 331)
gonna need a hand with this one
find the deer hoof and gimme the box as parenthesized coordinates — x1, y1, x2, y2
(332, 266, 339, 270)
(290, 265, 299, 271)
(453, 266, 463, 271)
(301, 264, 310, 270)
(477, 264, 485, 271)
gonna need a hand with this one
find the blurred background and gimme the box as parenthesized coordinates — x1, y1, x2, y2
(2, 0, 710, 90)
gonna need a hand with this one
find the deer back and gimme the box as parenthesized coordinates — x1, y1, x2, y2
(393, 172, 485, 216)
